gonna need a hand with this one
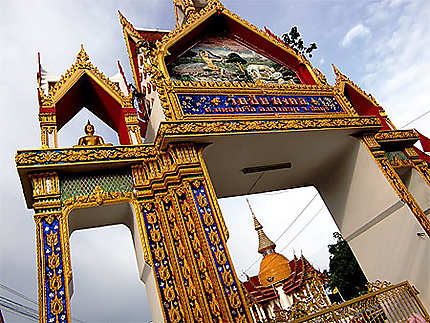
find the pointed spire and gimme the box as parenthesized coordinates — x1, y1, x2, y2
(247, 198, 276, 255)
(76, 44, 89, 64)
(332, 64, 348, 84)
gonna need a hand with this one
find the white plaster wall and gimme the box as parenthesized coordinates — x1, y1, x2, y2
(316, 140, 430, 309)
(403, 168, 430, 214)
(144, 95, 166, 144)
(141, 264, 164, 323)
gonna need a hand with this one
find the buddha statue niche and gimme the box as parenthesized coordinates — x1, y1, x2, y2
(76, 120, 111, 147)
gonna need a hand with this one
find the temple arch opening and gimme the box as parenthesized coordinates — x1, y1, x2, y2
(57, 108, 120, 148)
(199, 127, 430, 307)
(65, 202, 163, 322)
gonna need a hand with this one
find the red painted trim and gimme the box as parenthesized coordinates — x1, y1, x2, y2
(117, 60, 130, 93)
(415, 147, 430, 163)
(344, 84, 391, 130)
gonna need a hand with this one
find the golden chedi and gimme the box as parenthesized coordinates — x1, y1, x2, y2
(247, 199, 291, 287)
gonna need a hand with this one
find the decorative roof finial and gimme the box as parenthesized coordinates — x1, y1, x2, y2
(246, 198, 276, 255)
(332, 64, 347, 83)
(76, 44, 89, 64)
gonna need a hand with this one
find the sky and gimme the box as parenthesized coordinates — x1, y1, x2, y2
(1, 0, 429, 322)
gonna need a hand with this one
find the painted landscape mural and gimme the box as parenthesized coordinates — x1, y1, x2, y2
(168, 35, 302, 84)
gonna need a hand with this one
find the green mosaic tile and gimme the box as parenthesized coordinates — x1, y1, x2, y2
(60, 170, 133, 200)
(385, 151, 408, 162)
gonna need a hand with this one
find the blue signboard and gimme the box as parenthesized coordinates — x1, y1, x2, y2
(178, 94, 344, 116)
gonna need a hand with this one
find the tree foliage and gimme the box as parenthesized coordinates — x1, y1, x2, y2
(327, 232, 368, 301)
(282, 26, 317, 58)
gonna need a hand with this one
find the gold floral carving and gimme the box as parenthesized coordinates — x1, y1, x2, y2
(333, 65, 380, 108)
(333, 65, 398, 130)
(156, 117, 381, 144)
(38, 45, 133, 108)
(375, 130, 419, 141)
(30, 172, 60, 198)
(416, 163, 430, 187)
(16, 146, 157, 167)
(390, 156, 415, 169)
(132, 144, 200, 187)
(63, 186, 133, 210)
(366, 280, 392, 292)
(362, 134, 381, 150)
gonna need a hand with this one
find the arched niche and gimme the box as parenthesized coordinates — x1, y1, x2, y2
(57, 108, 120, 148)
(38, 47, 143, 148)
(64, 202, 163, 322)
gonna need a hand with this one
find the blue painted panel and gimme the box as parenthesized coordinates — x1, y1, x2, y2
(178, 94, 344, 116)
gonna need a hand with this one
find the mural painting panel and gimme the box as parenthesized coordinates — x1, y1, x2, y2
(168, 35, 301, 84)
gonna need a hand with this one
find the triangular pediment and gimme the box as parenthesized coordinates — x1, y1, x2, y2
(37, 46, 140, 145)
(167, 31, 302, 85)
(161, 4, 318, 85)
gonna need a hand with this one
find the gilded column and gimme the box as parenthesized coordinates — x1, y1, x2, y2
(132, 143, 252, 322)
(31, 173, 71, 323)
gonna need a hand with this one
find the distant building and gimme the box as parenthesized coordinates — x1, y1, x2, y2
(242, 201, 331, 322)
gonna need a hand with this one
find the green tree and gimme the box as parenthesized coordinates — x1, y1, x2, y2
(327, 232, 368, 301)
(282, 26, 317, 58)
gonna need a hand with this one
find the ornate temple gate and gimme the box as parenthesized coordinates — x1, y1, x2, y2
(17, 144, 255, 322)
(291, 281, 430, 323)
(15, 0, 430, 322)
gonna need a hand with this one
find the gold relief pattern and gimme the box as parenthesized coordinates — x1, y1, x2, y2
(140, 201, 184, 323)
(155, 116, 381, 146)
(172, 190, 216, 321)
(417, 163, 430, 187)
(39, 45, 132, 108)
(62, 186, 133, 210)
(132, 144, 200, 187)
(157, 194, 199, 322)
(16, 146, 157, 167)
(362, 134, 381, 151)
(189, 180, 251, 322)
(175, 185, 229, 321)
(390, 157, 415, 169)
(34, 211, 70, 323)
(30, 173, 60, 199)
(405, 147, 420, 159)
(375, 130, 419, 142)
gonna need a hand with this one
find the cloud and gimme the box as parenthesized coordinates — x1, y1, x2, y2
(341, 24, 371, 47)
(361, 0, 430, 130)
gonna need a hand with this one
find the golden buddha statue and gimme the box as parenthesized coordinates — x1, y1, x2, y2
(76, 120, 110, 147)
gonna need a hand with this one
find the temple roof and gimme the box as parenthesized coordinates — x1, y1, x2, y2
(242, 255, 325, 304)
(37, 45, 138, 145)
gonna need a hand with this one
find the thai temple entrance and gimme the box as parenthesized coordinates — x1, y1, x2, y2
(15, 0, 430, 322)
(69, 224, 151, 322)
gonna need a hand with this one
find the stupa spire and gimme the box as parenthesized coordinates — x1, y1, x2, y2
(246, 198, 276, 255)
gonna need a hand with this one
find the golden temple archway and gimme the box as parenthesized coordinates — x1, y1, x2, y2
(15, 1, 430, 322)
